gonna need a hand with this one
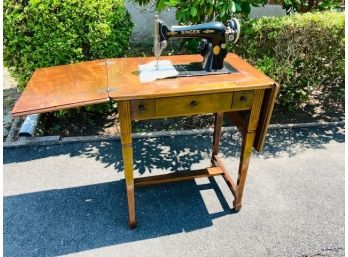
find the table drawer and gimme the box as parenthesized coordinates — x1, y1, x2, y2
(155, 92, 233, 118)
(232, 90, 254, 110)
(130, 99, 155, 120)
(130, 90, 255, 120)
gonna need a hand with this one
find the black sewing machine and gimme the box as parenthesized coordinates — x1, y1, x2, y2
(154, 15, 240, 77)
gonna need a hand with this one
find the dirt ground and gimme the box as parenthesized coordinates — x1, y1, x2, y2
(3, 68, 21, 140)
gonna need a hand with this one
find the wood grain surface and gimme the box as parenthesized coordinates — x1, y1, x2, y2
(12, 54, 276, 116)
(107, 54, 275, 100)
(11, 60, 109, 116)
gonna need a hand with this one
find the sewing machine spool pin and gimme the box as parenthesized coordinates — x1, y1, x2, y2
(153, 15, 240, 74)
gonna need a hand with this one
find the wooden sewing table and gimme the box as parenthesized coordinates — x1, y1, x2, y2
(12, 54, 279, 229)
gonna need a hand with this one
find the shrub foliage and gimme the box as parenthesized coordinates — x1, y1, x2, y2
(4, 0, 133, 88)
(233, 12, 344, 111)
(282, 0, 342, 14)
(135, 0, 267, 23)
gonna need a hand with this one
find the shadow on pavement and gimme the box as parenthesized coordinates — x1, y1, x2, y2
(4, 125, 345, 173)
(4, 178, 233, 257)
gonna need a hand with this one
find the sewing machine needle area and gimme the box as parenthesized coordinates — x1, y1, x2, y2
(139, 60, 179, 83)
(139, 59, 237, 83)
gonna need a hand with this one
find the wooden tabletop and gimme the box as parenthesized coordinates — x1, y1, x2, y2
(11, 60, 109, 116)
(107, 54, 275, 100)
(12, 54, 275, 116)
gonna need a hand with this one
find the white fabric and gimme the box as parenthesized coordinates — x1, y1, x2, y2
(138, 60, 178, 83)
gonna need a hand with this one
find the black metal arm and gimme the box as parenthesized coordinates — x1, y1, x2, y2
(154, 16, 240, 71)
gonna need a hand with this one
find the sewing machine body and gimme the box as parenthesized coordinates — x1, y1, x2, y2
(154, 16, 240, 73)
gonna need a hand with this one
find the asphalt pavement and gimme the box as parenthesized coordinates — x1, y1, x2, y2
(3, 124, 345, 257)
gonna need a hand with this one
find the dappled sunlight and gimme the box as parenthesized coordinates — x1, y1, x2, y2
(4, 125, 344, 173)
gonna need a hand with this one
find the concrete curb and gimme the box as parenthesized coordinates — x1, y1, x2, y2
(3, 121, 345, 149)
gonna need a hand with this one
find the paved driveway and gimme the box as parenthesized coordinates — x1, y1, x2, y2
(4, 125, 345, 257)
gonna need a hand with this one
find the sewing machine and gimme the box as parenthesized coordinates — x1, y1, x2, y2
(154, 15, 240, 76)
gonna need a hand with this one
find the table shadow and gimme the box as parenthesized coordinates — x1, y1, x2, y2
(4, 177, 234, 257)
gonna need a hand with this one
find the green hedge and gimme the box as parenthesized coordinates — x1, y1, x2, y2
(233, 11, 344, 111)
(4, 0, 133, 89)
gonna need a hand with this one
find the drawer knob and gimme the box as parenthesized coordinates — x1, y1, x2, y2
(240, 96, 247, 102)
(139, 104, 145, 111)
(190, 100, 198, 107)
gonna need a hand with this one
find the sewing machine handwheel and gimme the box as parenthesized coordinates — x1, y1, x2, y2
(226, 18, 240, 43)
(190, 100, 198, 107)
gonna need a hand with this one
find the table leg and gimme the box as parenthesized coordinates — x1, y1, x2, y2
(211, 112, 223, 163)
(233, 131, 255, 212)
(118, 101, 136, 229)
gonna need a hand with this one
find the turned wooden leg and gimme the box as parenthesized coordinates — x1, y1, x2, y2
(211, 112, 223, 164)
(233, 131, 255, 212)
(118, 101, 136, 229)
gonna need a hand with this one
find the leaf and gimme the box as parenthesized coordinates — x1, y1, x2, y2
(190, 6, 197, 17)
(220, 8, 225, 17)
(176, 11, 183, 21)
(220, 2, 228, 17)
(241, 2, 251, 14)
(156, 0, 169, 11)
(235, 2, 242, 11)
(207, 6, 214, 16)
(230, 1, 236, 12)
